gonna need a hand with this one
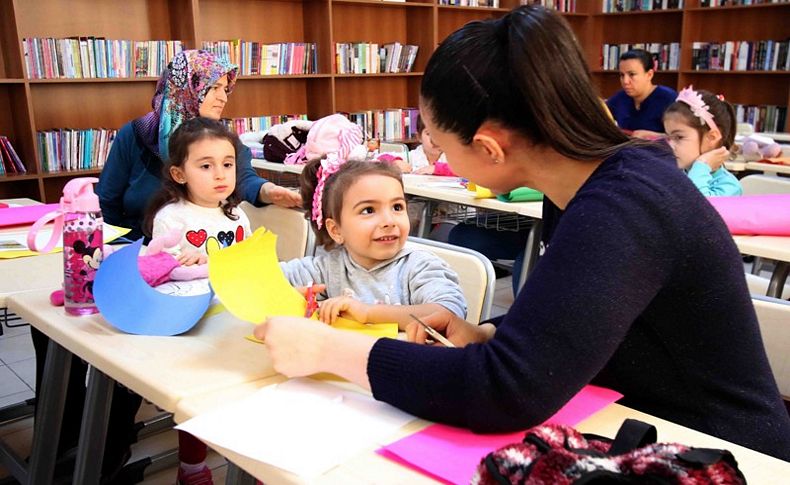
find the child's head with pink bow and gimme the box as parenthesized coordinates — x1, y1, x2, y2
(663, 86, 736, 172)
(300, 151, 409, 270)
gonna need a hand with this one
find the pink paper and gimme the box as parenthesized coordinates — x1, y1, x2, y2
(707, 194, 790, 236)
(0, 203, 59, 227)
(378, 385, 622, 485)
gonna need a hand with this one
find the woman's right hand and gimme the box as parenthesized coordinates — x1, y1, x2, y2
(405, 311, 495, 347)
(697, 146, 729, 172)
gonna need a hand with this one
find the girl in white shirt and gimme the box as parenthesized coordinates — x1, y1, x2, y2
(143, 116, 251, 262)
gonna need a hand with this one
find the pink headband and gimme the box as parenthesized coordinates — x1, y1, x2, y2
(676, 86, 718, 134)
(311, 154, 345, 229)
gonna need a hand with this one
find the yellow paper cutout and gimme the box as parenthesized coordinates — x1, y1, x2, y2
(473, 186, 495, 199)
(245, 316, 398, 344)
(208, 227, 306, 323)
(203, 302, 226, 318)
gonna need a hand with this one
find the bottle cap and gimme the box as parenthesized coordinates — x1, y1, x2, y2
(61, 177, 100, 213)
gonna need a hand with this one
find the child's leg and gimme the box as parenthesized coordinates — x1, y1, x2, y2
(177, 431, 212, 484)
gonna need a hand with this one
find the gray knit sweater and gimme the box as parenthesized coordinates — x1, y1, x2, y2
(280, 246, 467, 318)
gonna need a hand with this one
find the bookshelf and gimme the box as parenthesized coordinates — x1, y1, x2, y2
(0, 0, 788, 202)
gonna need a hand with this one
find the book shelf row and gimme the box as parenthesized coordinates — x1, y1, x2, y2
(0, 0, 787, 204)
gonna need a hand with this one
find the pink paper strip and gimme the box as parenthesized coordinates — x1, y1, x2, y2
(378, 385, 622, 485)
(0, 203, 59, 227)
(707, 194, 790, 236)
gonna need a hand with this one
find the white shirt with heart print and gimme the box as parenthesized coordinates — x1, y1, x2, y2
(152, 200, 252, 258)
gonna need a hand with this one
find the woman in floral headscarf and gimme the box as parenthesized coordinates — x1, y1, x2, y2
(98, 49, 300, 240)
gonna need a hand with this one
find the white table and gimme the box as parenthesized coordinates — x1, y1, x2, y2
(6, 288, 278, 484)
(744, 161, 790, 176)
(172, 378, 790, 484)
(734, 235, 790, 298)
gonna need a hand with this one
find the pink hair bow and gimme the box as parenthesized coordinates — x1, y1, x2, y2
(311, 154, 345, 229)
(676, 86, 718, 133)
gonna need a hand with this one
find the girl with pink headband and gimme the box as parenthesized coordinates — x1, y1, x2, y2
(275, 156, 467, 329)
(663, 86, 742, 196)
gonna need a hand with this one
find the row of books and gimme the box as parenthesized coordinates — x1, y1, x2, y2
(439, 0, 501, 6)
(691, 40, 790, 71)
(345, 108, 420, 142)
(335, 43, 419, 74)
(602, 0, 683, 12)
(735, 104, 787, 134)
(700, 0, 788, 6)
(521, 0, 578, 12)
(225, 114, 309, 135)
(201, 41, 318, 76)
(0, 136, 25, 175)
(23, 38, 183, 80)
(36, 129, 116, 173)
(601, 43, 680, 71)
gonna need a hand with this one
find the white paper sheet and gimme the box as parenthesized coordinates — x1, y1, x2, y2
(176, 378, 415, 478)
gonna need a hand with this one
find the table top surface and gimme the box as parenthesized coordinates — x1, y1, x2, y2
(733, 235, 790, 263)
(0, 198, 63, 307)
(7, 288, 277, 412)
(174, 377, 790, 484)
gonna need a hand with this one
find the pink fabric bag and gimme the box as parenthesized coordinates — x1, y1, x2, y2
(283, 114, 364, 165)
(707, 194, 790, 236)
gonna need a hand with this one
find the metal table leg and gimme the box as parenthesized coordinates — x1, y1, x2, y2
(27, 339, 72, 485)
(226, 462, 258, 485)
(73, 365, 114, 485)
(516, 220, 543, 293)
(766, 261, 789, 299)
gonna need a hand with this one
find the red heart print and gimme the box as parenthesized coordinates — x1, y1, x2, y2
(186, 229, 207, 247)
(235, 225, 245, 243)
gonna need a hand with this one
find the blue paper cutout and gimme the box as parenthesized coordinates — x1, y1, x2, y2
(94, 239, 213, 336)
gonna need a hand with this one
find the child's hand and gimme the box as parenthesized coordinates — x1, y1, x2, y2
(295, 283, 326, 297)
(261, 182, 302, 208)
(177, 249, 207, 266)
(414, 165, 435, 175)
(393, 159, 412, 173)
(697, 146, 729, 172)
(318, 296, 370, 325)
(254, 316, 332, 377)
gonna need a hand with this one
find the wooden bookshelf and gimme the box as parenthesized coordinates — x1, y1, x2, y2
(0, 0, 787, 202)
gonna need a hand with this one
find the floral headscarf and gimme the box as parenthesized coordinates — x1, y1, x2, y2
(133, 50, 238, 160)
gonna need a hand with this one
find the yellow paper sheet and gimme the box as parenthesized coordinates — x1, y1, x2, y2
(0, 224, 130, 259)
(208, 227, 306, 323)
(245, 316, 398, 344)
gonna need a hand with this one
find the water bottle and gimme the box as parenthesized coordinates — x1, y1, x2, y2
(28, 177, 103, 315)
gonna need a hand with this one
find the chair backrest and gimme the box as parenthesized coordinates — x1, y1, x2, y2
(752, 295, 790, 399)
(740, 174, 790, 195)
(239, 202, 314, 261)
(379, 142, 410, 162)
(406, 236, 496, 325)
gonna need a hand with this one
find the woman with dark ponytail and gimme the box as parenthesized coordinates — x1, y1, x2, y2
(254, 6, 790, 461)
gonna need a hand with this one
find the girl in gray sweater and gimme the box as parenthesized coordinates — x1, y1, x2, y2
(280, 157, 467, 329)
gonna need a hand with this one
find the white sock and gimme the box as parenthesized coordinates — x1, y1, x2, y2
(180, 461, 206, 474)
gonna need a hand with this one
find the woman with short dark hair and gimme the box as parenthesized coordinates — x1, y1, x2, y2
(606, 48, 677, 139)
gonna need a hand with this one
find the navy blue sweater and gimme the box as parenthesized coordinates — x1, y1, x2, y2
(607, 85, 677, 133)
(368, 145, 790, 461)
(97, 122, 266, 240)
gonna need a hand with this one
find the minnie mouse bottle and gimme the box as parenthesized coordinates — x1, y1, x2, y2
(61, 178, 103, 315)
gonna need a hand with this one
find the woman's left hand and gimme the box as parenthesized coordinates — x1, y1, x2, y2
(254, 316, 332, 377)
(261, 182, 302, 208)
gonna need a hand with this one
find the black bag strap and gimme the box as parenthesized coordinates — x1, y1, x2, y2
(607, 419, 657, 456)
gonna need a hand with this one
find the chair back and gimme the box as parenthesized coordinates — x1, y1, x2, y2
(406, 237, 496, 324)
(379, 142, 410, 162)
(752, 295, 790, 399)
(240, 202, 314, 261)
(740, 174, 790, 195)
